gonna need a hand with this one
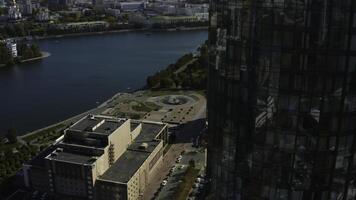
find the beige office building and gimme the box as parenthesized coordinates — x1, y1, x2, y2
(24, 115, 168, 200)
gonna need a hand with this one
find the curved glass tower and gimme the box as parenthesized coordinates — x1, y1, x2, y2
(207, 0, 356, 199)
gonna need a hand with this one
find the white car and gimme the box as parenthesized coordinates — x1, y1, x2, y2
(161, 180, 168, 186)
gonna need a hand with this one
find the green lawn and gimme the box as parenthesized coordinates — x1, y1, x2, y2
(131, 101, 154, 112)
(148, 90, 183, 97)
(22, 124, 66, 143)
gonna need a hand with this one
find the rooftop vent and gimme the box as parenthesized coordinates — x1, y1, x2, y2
(89, 114, 95, 120)
(138, 143, 148, 150)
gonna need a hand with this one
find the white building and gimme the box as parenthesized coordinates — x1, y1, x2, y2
(184, 3, 208, 15)
(8, 0, 22, 20)
(6, 41, 18, 58)
(194, 12, 208, 21)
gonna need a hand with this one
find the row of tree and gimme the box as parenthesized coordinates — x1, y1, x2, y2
(0, 44, 13, 66)
(0, 19, 139, 39)
(146, 44, 208, 90)
(0, 42, 42, 66)
(17, 43, 42, 60)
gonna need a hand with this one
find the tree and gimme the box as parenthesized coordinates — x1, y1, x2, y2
(105, 16, 117, 25)
(5, 129, 17, 144)
(21, 48, 34, 60)
(0, 44, 13, 65)
(189, 159, 195, 168)
(14, 23, 26, 37)
(0, 7, 7, 16)
(147, 76, 160, 88)
(30, 44, 41, 57)
(160, 77, 174, 88)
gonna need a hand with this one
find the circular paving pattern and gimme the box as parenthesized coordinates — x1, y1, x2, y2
(147, 95, 196, 108)
(161, 95, 188, 105)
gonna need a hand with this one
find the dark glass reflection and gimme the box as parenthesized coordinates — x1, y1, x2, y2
(207, 0, 356, 199)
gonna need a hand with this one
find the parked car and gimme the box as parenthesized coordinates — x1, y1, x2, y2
(195, 177, 205, 183)
(161, 180, 168, 186)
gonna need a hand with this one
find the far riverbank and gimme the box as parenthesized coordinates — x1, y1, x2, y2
(20, 51, 51, 63)
(8, 26, 208, 42)
(0, 51, 51, 68)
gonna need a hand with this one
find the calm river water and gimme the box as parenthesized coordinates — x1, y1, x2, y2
(0, 30, 208, 135)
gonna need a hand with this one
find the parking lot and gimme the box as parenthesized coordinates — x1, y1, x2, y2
(154, 145, 206, 200)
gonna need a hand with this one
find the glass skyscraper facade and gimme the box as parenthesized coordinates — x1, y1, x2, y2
(207, 0, 356, 199)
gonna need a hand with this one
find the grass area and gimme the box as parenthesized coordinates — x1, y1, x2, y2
(145, 102, 162, 111)
(22, 124, 66, 143)
(131, 101, 154, 112)
(148, 90, 183, 97)
(195, 90, 206, 97)
(174, 166, 200, 200)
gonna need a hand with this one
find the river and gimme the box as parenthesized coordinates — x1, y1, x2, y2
(0, 30, 208, 135)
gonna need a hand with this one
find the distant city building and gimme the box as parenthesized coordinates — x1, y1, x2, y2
(8, 0, 22, 20)
(151, 15, 202, 25)
(22, 0, 33, 15)
(148, 3, 179, 15)
(119, 1, 146, 12)
(105, 8, 120, 17)
(5, 40, 18, 57)
(31, 1, 40, 9)
(24, 115, 168, 200)
(48, 0, 72, 9)
(147, 2, 208, 17)
(193, 12, 208, 21)
(35, 8, 49, 21)
(183, 3, 208, 16)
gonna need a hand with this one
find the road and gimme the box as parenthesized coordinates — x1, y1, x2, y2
(142, 101, 206, 200)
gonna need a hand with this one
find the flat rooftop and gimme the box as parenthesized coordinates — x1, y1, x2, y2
(99, 150, 150, 183)
(99, 122, 166, 183)
(27, 145, 57, 167)
(134, 123, 166, 142)
(99, 140, 161, 183)
(47, 150, 97, 165)
(70, 115, 126, 135)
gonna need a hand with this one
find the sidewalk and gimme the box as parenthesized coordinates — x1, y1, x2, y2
(142, 143, 188, 200)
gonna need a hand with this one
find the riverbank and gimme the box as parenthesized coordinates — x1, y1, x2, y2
(8, 26, 208, 41)
(19, 91, 121, 142)
(19, 51, 51, 63)
(0, 51, 50, 68)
